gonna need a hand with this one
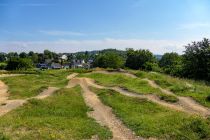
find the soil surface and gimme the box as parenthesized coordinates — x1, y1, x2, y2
(67, 76, 142, 140)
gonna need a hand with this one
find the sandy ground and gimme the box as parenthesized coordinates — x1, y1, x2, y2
(67, 76, 142, 140)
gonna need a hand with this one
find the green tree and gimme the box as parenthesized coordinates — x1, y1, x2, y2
(6, 58, 33, 70)
(44, 50, 53, 59)
(182, 38, 210, 80)
(0, 53, 6, 62)
(125, 48, 155, 70)
(93, 52, 124, 69)
(19, 52, 28, 58)
(159, 52, 183, 76)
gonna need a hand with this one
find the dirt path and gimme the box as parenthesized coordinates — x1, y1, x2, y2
(67, 77, 141, 140)
(0, 73, 79, 116)
(142, 78, 210, 117)
(0, 87, 59, 116)
(92, 71, 137, 78)
(0, 73, 78, 116)
(90, 71, 210, 117)
(0, 74, 25, 78)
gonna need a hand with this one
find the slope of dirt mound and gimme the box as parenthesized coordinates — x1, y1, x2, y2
(89, 71, 210, 117)
(92, 71, 137, 78)
(33, 87, 59, 99)
(0, 73, 78, 117)
(81, 77, 210, 117)
(143, 78, 210, 117)
(68, 78, 141, 140)
(0, 81, 9, 103)
(0, 74, 25, 78)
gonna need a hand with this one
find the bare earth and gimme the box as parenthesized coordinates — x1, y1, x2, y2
(0, 74, 25, 78)
(67, 76, 142, 140)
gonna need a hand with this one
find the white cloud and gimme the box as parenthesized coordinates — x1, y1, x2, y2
(0, 38, 187, 54)
(39, 30, 85, 36)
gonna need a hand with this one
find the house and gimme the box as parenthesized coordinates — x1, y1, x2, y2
(36, 63, 49, 69)
(71, 59, 92, 69)
(51, 62, 62, 69)
(60, 54, 68, 61)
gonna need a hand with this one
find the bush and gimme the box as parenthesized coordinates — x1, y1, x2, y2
(93, 52, 124, 69)
(0, 63, 7, 70)
(144, 62, 162, 72)
(6, 58, 33, 70)
(158, 94, 179, 103)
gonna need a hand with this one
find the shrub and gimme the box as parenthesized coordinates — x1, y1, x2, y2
(158, 94, 179, 103)
(6, 58, 33, 70)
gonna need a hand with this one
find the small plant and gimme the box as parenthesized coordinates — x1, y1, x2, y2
(158, 94, 178, 103)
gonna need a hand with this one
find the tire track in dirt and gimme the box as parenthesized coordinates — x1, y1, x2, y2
(142, 78, 210, 117)
(0, 73, 78, 116)
(67, 76, 142, 140)
(89, 71, 210, 117)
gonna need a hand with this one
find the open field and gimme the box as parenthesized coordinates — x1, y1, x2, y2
(0, 69, 210, 139)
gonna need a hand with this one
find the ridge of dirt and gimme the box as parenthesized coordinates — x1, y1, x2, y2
(82, 77, 210, 117)
(142, 78, 210, 117)
(90, 71, 210, 117)
(0, 74, 25, 78)
(67, 77, 142, 140)
(92, 71, 137, 78)
(0, 86, 59, 116)
(0, 73, 78, 117)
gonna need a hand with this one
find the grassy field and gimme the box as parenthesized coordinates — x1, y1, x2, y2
(0, 86, 112, 140)
(0, 70, 71, 99)
(79, 73, 163, 95)
(131, 70, 210, 108)
(91, 87, 210, 139)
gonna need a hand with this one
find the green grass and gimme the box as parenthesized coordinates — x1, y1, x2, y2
(0, 70, 71, 99)
(91, 88, 210, 139)
(132, 70, 210, 108)
(0, 86, 112, 140)
(79, 73, 163, 95)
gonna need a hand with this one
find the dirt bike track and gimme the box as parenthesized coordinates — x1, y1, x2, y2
(0, 71, 210, 140)
(86, 71, 210, 117)
(67, 77, 142, 140)
(0, 73, 78, 117)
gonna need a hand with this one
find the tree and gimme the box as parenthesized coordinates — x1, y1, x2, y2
(44, 50, 53, 59)
(93, 52, 124, 69)
(19, 52, 28, 58)
(6, 58, 33, 70)
(125, 49, 156, 70)
(0, 53, 6, 62)
(7, 52, 18, 59)
(182, 38, 210, 80)
(159, 52, 183, 76)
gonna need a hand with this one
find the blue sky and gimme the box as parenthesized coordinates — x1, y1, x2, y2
(0, 0, 210, 54)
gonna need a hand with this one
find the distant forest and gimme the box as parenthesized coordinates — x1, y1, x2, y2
(0, 38, 210, 81)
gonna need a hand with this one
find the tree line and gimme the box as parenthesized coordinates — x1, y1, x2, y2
(0, 38, 209, 81)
